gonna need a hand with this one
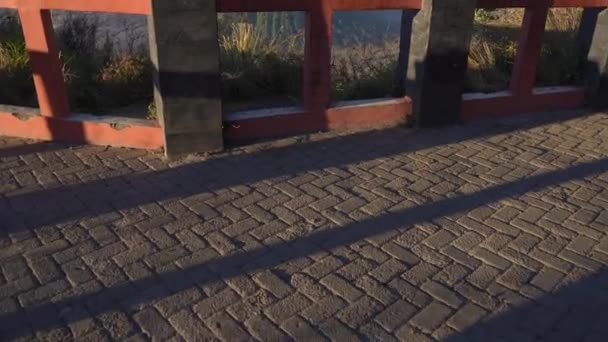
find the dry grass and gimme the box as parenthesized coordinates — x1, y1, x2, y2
(466, 8, 584, 92)
(331, 40, 399, 100)
(219, 22, 304, 107)
(0, 13, 154, 115)
(0, 13, 36, 107)
(0, 9, 590, 117)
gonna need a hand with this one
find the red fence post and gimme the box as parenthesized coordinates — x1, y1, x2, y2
(509, 2, 550, 97)
(303, 0, 333, 120)
(17, 6, 70, 117)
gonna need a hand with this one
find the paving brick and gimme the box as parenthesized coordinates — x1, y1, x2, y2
(62, 259, 94, 285)
(410, 301, 453, 333)
(470, 248, 511, 270)
(320, 274, 363, 302)
(18, 279, 69, 307)
(168, 309, 214, 340)
(253, 270, 292, 299)
(395, 325, 434, 342)
(530, 248, 573, 273)
(205, 312, 250, 341)
(446, 303, 486, 332)
(301, 295, 346, 324)
(544, 208, 573, 223)
(290, 272, 330, 301)
(454, 281, 498, 311)
(424, 230, 457, 249)
(99, 310, 135, 340)
(381, 242, 420, 265)
(492, 205, 522, 222)
(403, 262, 440, 285)
(441, 246, 482, 270)
(226, 289, 275, 321)
(23, 239, 69, 260)
(194, 288, 240, 319)
(318, 318, 359, 341)
(388, 278, 432, 308)
(421, 280, 463, 308)
(518, 205, 547, 222)
(566, 236, 597, 255)
(337, 258, 377, 281)
(558, 249, 602, 271)
(28, 257, 61, 283)
(531, 268, 565, 292)
(155, 288, 203, 317)
(133, 307, 175, 340)
(480, 233, 513, 251)
(144, 246, 188, 269)
(354, 275, 398, 305)
(353, 243, 389, 263)
(497, 265, 534, 290)
(509, 233, 541, 253)
(337, 295, 383, 329)
(538, 235, 568, 255)
(205, 231, 236, 255)
(280, 316, 326, 341)
(265, 292, 312, 322)
(433, 263, 470, 286)
(81, 242, 126, 264)
(374, 299, 417, 332)
(113, 243, 157, 267)
(245, 315, 290, 340)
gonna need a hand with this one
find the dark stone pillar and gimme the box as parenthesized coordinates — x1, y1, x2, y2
(578, 8, 602, 58)
(393, 9, 418, 97)
(585, 8, 608, 109)
(148, 0, 223, 157)
(405, 0, 476, 127)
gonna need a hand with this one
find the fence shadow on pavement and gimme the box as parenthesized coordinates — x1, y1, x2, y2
(0, 151, 607, 339)
(0, 109, 597, 233)
(445, 269, 608, 341)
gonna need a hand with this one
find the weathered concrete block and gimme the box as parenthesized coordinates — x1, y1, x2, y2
(393, 10, 418, 97)
(405, 0, 476, 127)
(148, 0, 223, 157)
(585, 8, 608, 109)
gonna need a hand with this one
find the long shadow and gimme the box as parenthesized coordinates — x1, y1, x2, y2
(1, 157, 607, 339)
(446, 269, 608, 342)
(0, 110, 594, 232)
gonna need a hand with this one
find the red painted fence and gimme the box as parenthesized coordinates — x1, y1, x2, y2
(0, 0, 606, 150)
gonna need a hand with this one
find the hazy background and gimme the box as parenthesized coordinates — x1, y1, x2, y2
(13, 10, 404, 52)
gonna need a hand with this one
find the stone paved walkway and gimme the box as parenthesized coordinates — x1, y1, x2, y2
(1, 110, 608, 341)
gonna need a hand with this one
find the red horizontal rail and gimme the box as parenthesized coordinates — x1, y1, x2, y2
(1, 0, 605, 13)
(0, 0, 151, 14)
(216, 0, 422, 12)
(461, 87, 585, 122)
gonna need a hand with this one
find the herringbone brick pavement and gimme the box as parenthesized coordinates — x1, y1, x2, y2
(1, 110, 608, 341)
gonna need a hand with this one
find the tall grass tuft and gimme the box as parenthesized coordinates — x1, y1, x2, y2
(0, 13, 36, 106)
(331, 41, 399, 101)
(220, 22, 304, 108)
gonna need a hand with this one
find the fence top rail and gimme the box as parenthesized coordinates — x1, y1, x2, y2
(0, 0, 605, 14)
(0, 0, 422, 13)
(0, 0, 150, 14)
